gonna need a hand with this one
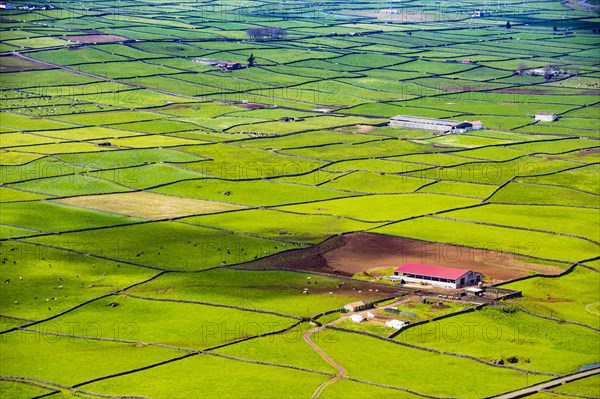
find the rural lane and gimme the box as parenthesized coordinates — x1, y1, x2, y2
(303, 326, 347, 399)
(491, 367, 600, 399)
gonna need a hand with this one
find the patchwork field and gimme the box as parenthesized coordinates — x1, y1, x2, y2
(0, 0, 598, 398)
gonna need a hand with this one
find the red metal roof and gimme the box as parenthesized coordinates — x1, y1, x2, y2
(395, 263, 470, 280)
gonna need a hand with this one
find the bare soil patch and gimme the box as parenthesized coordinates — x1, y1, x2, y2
(61, 34, 130, 43)
(354, 125, 376, 134)
(0, 55, 54, 72)
(238, 103, 269, 110)
(57, 192, 244, 220)
(243, 232, 564, 283)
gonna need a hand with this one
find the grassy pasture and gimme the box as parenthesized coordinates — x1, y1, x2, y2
(490, 182, 600, 207)
(184, 208, 379, 242)
(214, 323, 337, 373)
(280, 139, 432, 162)
(0, 151, 44, 167)
(178, 143, 325, 179)
(51, 109, 166, 125)
(321, 171, 430, 193)
(502, 267, 600, 328)
(0, 381, 53, 399)
(406, 157, 579, 185)
(0, 112, 75, 131)
(1, 1, 599, 397)
(26, 221, 307, 271)
(89, 163, 204, 189)
(317, 331, 549, 398)
(396, 306, 600, 374)
(81, 353, 329, 399)
(375, 217, 599, 263)
(152, 178, 352, 206)
(419, 180, 498, 198)
(30, 47, 129, 64)
(276, 193, 480, 222)
(0, 187, 48, 202)
(57, 147, 202, 169)
(0, 201, 140, 235)
(129, 268, 389, 318)
(441, 204, 600, 242)
(35, 295, 295, 349)
(0, 241, 156, 320)
(0, 330, 180, 387)
(8, 174, 131, 197)
(551, 374, 600, 397)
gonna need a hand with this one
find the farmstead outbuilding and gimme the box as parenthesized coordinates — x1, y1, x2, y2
(394, 263, 482, 289)
(535, 112, 558, 122)
(344, 301, 370, 312)
(389, 116, 482, 133)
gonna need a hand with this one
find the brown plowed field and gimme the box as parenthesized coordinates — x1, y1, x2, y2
(244, 232, 564, 283)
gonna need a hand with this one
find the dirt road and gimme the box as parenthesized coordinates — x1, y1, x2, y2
(303, 326, 347, 399)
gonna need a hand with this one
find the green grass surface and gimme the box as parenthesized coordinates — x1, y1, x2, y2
(276, 194, 480, 222)
(26, 221, 307, 271)
(317, 331, 549, 398)
(0, 330, 180, 386)
(1, 1, 599, 397)
(502, 267, 600, 328)
(0, 241, 156, 320)
(395, 307, 600, 374)
(129, 269, 386, 317)
(373, 217, 599, 263)
(80, 353, 329, 399)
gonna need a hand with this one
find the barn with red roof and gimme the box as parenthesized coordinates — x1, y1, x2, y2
(394, 262, 482, 289)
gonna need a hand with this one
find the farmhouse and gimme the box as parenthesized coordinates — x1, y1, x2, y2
(390, 116, 482, 133)
(193, 58, 246, 71)
(535, 112, 558, 122)
(471, 121, 484, 130)
(394, 263, 482, 289)
(344, 301, 369, 312)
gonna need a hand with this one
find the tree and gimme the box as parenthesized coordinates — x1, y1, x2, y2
(543, 64, 557, 80)
(247, 53, 255, 68)
(506, 21, 511, 29)
(553, 26, 558, 32)
(517, 62, 527, 75)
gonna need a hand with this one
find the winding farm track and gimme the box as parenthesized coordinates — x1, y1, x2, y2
(490, 367, 600, 399)
(303, 326, 347, 399)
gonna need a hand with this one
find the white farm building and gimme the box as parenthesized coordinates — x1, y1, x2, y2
(394, 263, 482, 289)
(385, 319, 407, 330)
(535, 112, 558, 122)
(390, 116, 483, 133)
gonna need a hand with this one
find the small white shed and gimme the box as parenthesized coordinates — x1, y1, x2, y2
(385, 319, 406, 330)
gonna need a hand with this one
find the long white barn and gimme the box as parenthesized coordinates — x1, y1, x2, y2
(394, 263, 483, 289)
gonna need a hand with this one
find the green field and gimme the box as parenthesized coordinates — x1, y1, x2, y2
(1, 0, 598, 398)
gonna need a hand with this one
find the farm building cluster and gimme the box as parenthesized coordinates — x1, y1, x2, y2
(193, 58, 247, 71)
(390, 116, 483, 133)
